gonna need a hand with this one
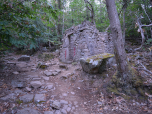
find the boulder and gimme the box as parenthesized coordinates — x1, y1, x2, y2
(80, 53, 114, 74)
(18, 55, 30, 61)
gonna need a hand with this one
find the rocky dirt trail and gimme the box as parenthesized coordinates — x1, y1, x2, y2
(0, 52, 152, 114)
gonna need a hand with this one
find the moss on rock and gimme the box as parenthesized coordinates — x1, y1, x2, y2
(86, 53, 114, 63)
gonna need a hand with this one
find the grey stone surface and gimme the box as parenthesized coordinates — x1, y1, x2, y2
(30, 81, 42, 89)
(25, 87, 32, 92)
(74, 101, 78, 105)
(32, 77, 42, 80)
(52, 71, 59, 76)
(61, 75, 68, 79)
(19, 94, 34, 103)
(60, 100, 68, 105)
(72, 106, 75, 111)
(50, 100, 61, 109)
(54, 110, 62, 114)
(12, 71, 19, 75)
(55, 69, 61, 73)
(62, 93, 68, 97)
(0, 93, 16, 101)
(67, 107, 71, 112)
(18, 55, 30, 61)
(16, 108, 41, 114)
(14, 89, 24, 94)
(45, 83, 54, 90)
(80, 53, 114, 74)
(44, 71, 53, 76)
(61, 109, 67, 114)
(63, 104, 68, 110)
(71, 92, 75, 95)
(34, 94, 46, 102)
(44, 111, 54, 114)
(11, 80, 26, 88)
(42, 76, 49, 81)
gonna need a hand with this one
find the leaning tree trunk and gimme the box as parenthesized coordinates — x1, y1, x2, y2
(105, 0, 140, 92)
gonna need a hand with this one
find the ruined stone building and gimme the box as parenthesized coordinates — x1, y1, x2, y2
(60, 21, 114, 63)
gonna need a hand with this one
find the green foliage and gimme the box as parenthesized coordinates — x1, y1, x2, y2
(146, 38, 152, 45)
(0, 0, 58, 54)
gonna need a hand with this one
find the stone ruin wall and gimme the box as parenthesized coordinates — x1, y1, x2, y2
(60, 21, 114, 63)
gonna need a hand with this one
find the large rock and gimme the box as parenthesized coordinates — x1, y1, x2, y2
(18, 55, 30, 61)
(80, 53, 114, 74)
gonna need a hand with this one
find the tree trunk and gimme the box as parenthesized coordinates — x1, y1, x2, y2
(150, 0, 152, 6)
(122, 7, 126, 45)
(62, 0, 65, 37)
(57, 0, 62, 41)
(136, 17, 145, 45)
(99, 0, 102, 23)
(122, 0, 127, 45)
(105, 0, 138, 90)
(86, 7, 89, 20)
(84, 0, 95, 25)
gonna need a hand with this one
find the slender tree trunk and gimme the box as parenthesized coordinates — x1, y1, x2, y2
(86, 7, 89, 20)
(122, 7, 126, 45)
(62, 0, 65, 37)
(150, 0, 152, 6)
(84, 0, 95, 25)
(57, 0, 62, 41)
(71, 9, 74, 24)
(106, 0, 135, 89)
(136, 17, 145, 45)
(142, 4, 152, 38)
(99, 0, 102, 23)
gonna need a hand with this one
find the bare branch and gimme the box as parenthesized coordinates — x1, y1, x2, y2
(141, 24, 152, 27)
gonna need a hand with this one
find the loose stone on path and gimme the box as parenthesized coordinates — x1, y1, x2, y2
(45, 83, 54, 90)
(16, 108, 41, 114)
(11, 80, 26, 88)
(42, 76, 50, 81)
(50, 100, 61, 109)
(13, 71, 19, 75)
(60, 100, 68, 105)
(44, 111, 54, 114)
(34, 94, 46, 103)
(18, 55, 30, 61)
(30, 81, 42, 89)
(44, 70, 53, 76)
(25, 87, 32, 92)
(19, 94, 34, 103)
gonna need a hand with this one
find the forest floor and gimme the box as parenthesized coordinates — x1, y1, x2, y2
(0, 41, 152, 114)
